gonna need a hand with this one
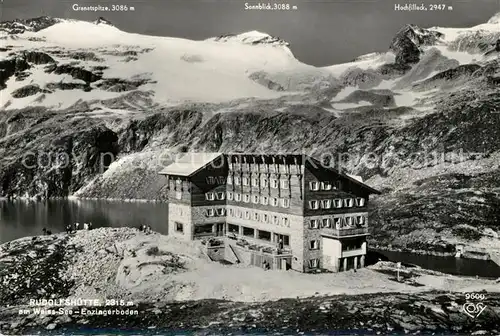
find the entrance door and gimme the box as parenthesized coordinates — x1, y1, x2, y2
(216, 223, 225, 236)
(347, 257, 355, 271)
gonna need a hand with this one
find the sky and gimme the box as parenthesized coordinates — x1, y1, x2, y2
(1, 0, 499, 66)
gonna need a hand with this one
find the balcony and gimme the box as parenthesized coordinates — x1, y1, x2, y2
(321, 227, 369, 238)
(342, 248, 365, 258)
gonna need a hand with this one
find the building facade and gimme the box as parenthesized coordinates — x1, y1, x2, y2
(160, 153, 380, 273)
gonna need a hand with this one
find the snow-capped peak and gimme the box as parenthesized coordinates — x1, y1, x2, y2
(208, 30, 290, 47)
(392, 24, 443, 48)
(487, 12, 500, 24)
(93, 17, 114, 26)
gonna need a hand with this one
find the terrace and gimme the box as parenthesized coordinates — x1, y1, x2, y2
(321, 227, 369, 238)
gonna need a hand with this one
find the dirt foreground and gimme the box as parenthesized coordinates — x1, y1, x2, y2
(1, 228, 499, 335)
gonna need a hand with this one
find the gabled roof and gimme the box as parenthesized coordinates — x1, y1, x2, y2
(158, 152, 381, 195)
(306, 156, 381, 195)
(158, 152, 223, 177)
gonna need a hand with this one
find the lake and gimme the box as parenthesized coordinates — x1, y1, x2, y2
(0, 199, 169, 244)
(1, 199, 500, 278)
(372, 249, 500, 279)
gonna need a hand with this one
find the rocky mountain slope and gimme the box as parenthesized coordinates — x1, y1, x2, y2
(0, 14, 499, 252)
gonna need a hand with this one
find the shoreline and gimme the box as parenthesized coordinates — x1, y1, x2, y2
(370, 244, 500, 266)
(0, 195, 167, 203)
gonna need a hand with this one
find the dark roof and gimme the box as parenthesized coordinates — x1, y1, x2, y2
(158, 152, 381, 195)
(306, 156, 381, 195)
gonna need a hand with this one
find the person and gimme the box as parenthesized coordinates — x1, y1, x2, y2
(138, 224, 143, 231)
(42, 228, 47, 235)
(146, 225, 152, 234)
(278, 238, 284, 250)
(46, 229, 52, 235)
(88, 222, 93, 230)
(65, 224, 71, 234)
(83, 223, 89, 230)
(75, 222, 80, 231)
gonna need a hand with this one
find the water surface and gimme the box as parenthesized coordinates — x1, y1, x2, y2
(0, 199, 169, 244)
(373, 249, 500, 279)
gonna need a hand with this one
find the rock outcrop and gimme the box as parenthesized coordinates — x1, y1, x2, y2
(389, 24, 443, 66)
(0, 16, 61, 34)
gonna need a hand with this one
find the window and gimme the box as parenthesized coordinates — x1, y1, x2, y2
(357, 215, 366, 226)
(228, 224, 239, 234)
(281, 180, 289, 189)
(194, 224, 213, 234)
(271, 179, 279, 188)
(229, 208, 234, 216)
(227, 176, 233, 185)
(271, 197, 279, 207)
(242, 177, 249, 186)
(322, 218, 331, 228)
(344, 198, 354, 208)
(333, 217, 342, 229)
(206, 209, 215, 217)
(262, 214, 269, 223)
(258, 230, 271, 241)
(245, 211, 251, 219)
(278, 234, 290, 247)
(334, 199, 342, 208)
(253, 195, 259, 204)
(227, 192, 233, 201)
(244, 194, 250, 203)
(309, 200, 319, 210)
(321, 199, 331, 209)
(237, 210, 242, 218)
(310, 240, 319, 250)
(281, 198, 290, 208)
(272, 215, 279, 225)
(235, 193, 242, 202)
(205, 192, 215, 201)
(309, 219, 319, 229)
(356, 198, 366, 207)
(242, 226, 254, 237)
(282, 217, 289, 227)
(234, 176, 241, 185)
(252, 178, 259, 186)
(309, 259, 319, 268)
(261, 178, 268, 187)
(217, 208, 225, 216)
(216, 192, 225, 200)
(175, 222, 184, 233)
(261, 196, 269, 205)
(175, 191, 182, 200)
(309, 181, 320, 191)
(321, 182, 332, 190)
(345, 217, 354, 226)
(254, 212, 260, 221)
